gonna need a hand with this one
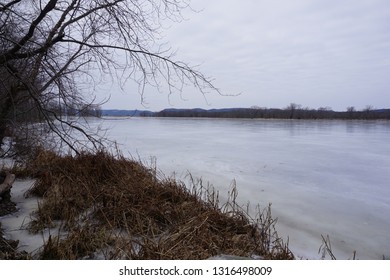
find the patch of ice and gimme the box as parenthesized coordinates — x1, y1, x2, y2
(0, 179, 52, 254)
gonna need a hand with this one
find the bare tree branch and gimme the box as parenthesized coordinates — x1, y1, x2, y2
(0, 0, 22, 12)
(0, 0, 219, 154)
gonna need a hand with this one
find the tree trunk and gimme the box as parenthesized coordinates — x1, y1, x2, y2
(0, 171, 15, 197)
(0, 123, 5, 150)
(0, 94, 13, 149)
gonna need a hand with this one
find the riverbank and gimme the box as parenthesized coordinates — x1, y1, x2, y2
(0, 183, 29, 259)
(0, 149, 293, 260)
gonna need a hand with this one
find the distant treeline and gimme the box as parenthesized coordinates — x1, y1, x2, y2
(154, 105, 390, 120)
(101, 104, 390, 120)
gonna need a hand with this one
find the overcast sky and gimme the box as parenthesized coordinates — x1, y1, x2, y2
(100, 0, 390, 111)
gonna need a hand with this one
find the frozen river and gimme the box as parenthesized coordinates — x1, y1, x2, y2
(101, 117, 390, 259)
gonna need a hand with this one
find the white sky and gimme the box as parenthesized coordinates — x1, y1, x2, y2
(100, 0, 390, 111)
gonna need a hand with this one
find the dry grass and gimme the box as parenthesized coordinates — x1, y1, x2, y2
(16, 148, 294, 260)
(0, 223, 30, 259)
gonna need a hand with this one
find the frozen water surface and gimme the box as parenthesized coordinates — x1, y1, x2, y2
(101, 117, 390, 260)
(3, 118, 389, 259)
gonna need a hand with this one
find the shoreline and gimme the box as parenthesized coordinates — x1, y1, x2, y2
(0, 180, 31, 259)
(0, 151, 294, 260)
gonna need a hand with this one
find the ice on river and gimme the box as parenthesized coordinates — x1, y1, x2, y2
(2, 117, 390, 259)
(104, 117, 390, 260)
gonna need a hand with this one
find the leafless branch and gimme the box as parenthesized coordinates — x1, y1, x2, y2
(0, 0, 218, 154)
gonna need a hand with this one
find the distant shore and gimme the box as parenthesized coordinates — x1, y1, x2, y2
(101, 107, 390, 120)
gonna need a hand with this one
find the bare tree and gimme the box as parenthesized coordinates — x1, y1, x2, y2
(0, 0, 218, 154)
(284, 103, 302, 119)
(346, 106, 356, 119)
(362, 105, 375, 120)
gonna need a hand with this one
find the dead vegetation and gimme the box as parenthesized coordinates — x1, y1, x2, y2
(9, 148, 294, 260)
(0, 223, 30, 260)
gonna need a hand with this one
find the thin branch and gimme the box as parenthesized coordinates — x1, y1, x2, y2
(0, 0, 58, 63)
(0, 0, 22, 12)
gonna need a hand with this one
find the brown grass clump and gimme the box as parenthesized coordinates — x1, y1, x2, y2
(20, 148, 294, 260)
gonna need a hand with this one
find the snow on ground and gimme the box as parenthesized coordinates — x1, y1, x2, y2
(0, 179, 49, 254)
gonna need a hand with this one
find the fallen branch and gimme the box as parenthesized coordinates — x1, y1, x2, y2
(0, 171, 16, 197)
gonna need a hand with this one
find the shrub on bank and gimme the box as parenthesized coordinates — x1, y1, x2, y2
(8, 148, 294, 260)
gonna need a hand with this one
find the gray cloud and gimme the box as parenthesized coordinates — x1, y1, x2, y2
(103, 0, 390, 111)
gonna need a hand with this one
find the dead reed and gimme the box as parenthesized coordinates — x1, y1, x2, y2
(18, 148, 294, 260)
